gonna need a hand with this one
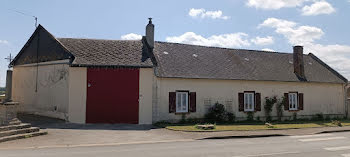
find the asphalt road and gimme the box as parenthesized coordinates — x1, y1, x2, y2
(2, 132, 350, 157)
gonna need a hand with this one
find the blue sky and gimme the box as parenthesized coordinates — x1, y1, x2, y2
(1, 0, 350, 86)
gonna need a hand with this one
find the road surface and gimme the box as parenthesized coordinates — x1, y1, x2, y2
(1, 132, 350, 157)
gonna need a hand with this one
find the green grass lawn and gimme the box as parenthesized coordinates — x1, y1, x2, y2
(162, 120, 350, 132)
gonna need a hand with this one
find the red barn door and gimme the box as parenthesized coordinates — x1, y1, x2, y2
(86, 68, 139, 124)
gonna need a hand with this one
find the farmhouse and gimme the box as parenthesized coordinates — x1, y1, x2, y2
(10, 19, 348, 124)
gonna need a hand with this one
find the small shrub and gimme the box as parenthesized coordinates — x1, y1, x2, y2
(225, 112, 236, 122)
(247, 111, 254, 121)
(276, 96, 285, 121)
(264, 96, 277, 122)
(205, 102, 235, 123)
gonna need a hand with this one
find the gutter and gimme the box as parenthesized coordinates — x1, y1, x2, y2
(70, 64, 153, 68)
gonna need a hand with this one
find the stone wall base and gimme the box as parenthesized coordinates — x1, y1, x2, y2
(0, 102, 19, 126)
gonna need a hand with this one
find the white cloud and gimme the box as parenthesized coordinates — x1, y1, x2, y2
(121, 33, 142, 40)
(251, 36, 274, 46)
(302, 1, 335, 16)
(189, 8, 230, 20)
(0, 40, 9, 44)
(259, 18, 324, 45)
(306, 43, 350, 79)
(166, 32, 250, 48)
(259, 17, 350, 79)
(189, 8, 205, 17)
(246, 0, 336, 16)
(246, 0, 307, 10)
(262, 48, 275, 52)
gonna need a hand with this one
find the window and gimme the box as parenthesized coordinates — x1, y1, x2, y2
(244, 92, 255, 111)
(289, 92, 298, 110)
(176, 92, 188, 113)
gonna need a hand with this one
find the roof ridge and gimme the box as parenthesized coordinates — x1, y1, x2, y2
(58, 37, 308, 56)
(155, 41, 292, 55)
(57, 37, 141, 42)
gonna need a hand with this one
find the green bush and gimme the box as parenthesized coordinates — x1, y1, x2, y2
(205, 102, 235, 123)
(276, 96, 285, 121)
(226, 112, 236, 122)
(247, 111, 254, 121)
(264, 96, 277, 122)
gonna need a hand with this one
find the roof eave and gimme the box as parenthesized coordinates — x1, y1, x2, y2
(70, 64, 153, 68)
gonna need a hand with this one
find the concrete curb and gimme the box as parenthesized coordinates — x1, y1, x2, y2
(199, 134, 286, 140)
(317, 129, 350, 134)
(196, 129, 350, 140)
(165, 126, 325, 132)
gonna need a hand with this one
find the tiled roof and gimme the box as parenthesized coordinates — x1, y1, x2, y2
(57, 38, 153, 67)
(57, 38, 347, 83)
(153, 42, 346, 83)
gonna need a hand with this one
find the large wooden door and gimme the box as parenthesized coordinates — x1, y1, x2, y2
(86, 68, 139, 124)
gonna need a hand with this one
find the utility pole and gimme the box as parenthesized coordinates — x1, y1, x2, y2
(4, 54, 13, 102)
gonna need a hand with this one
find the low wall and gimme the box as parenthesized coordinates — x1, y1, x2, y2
(0, 102, 19, 126)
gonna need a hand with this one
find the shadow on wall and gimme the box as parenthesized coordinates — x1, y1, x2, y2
(17, 113, 156, 131)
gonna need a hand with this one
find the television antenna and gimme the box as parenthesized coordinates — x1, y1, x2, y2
(4, 53, 13, 68)
(9, 9, 38, 28)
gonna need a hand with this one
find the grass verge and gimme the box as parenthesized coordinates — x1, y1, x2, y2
(161, 120, 350, 132)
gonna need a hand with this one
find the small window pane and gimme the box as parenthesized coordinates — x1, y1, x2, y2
(177, 93, 181, 111)
(176, 92, 188, 113)
(182, 94, 186, 110)
(244, 93, 255, 111)
(288, 93, 298, 110)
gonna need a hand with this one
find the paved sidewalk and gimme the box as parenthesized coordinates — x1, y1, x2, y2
(0, 114, 350, 149)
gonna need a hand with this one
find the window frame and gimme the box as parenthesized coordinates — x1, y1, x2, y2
(175, 91, 189, 113)
(244, 91, 255, 112)
(288, 92, 298, 111)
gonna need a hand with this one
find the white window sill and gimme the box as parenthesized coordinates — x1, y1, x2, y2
(244, 109, 254, 112)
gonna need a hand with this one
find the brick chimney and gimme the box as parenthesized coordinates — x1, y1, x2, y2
(145, 18, 154, 48)
(141, 18, 157, 65)
(293, 46, 305, 80)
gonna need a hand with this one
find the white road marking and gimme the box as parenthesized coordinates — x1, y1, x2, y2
(290, 133, 333, 138)
(324, 146, 350, 151)
(342, 154, 350, 157)
(232, 151, 300, 157)
(298, 136, 346, 142)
